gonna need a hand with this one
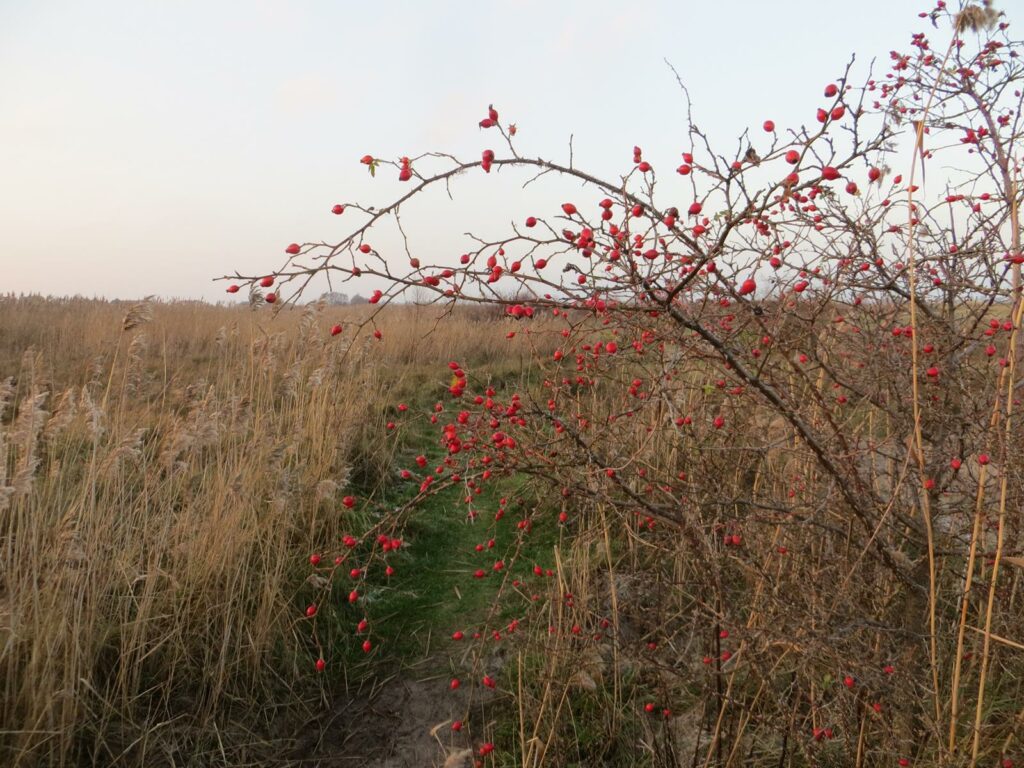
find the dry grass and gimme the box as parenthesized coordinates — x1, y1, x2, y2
(3, 294, 1022, 767)
(0, 294, 531, 767)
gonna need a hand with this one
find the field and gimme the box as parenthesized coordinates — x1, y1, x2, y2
(2, 292, 1022, 768)
(0, 296, 546, 766)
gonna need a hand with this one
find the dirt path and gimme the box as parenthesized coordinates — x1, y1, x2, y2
(294, 658, 492, 768)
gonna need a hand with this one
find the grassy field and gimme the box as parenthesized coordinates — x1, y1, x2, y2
(2, 294, 1023, 768)
(0, 295, 555, 766)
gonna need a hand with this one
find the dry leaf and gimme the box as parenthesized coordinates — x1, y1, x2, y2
(575, 670, 598, 691)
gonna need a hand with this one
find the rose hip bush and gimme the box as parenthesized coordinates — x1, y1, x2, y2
(232, 3, 1023, 765)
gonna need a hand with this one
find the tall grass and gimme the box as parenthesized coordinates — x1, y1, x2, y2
(0, 295, 521, 766)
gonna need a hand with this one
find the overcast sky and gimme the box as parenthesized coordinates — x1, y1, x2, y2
(1, 0, 930, 302)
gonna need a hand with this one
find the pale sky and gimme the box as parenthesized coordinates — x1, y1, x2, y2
(1, 0, 927, 302)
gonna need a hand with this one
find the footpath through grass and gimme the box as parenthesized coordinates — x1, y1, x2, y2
(326, 363, 559, 668)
